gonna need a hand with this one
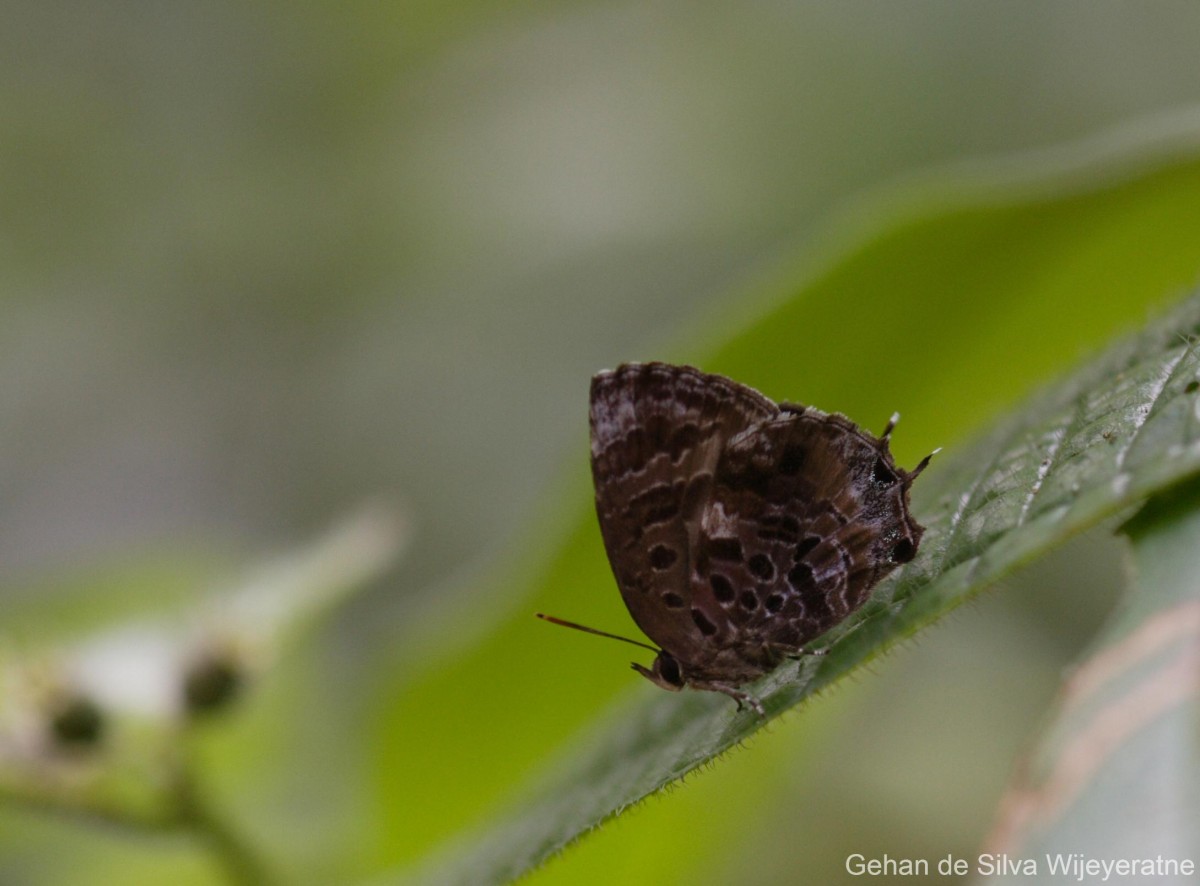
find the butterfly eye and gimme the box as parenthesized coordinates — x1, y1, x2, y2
(655, 652, 684, 687)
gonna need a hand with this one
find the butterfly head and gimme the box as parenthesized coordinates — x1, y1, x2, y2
(631, 651, 685, 692)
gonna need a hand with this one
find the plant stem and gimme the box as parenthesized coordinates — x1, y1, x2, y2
(172, 763, 272, 886)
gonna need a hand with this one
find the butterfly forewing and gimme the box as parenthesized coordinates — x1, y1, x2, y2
(589, 363, 773, 654)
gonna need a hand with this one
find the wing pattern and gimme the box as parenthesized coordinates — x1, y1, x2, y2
(589, 362, 925, 693)
(590, 362, 773, 658)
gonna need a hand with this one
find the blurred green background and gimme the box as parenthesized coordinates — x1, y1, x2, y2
(4, 2, 1200, 883)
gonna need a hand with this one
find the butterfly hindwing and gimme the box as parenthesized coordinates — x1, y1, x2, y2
(692, 409, 923, 665)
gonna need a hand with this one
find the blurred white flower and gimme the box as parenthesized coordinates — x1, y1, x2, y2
(0, 501, 407, 770)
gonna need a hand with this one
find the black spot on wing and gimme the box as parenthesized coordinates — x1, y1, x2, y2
(691, 608, 718, 636)
(707, 537, 743, 562)
(710, 573, 736, 603)
(649, 544, 678, 570)
(626, 481, 683, 528)
(747, 553, 775, 581)
(793, 536, 820, 560)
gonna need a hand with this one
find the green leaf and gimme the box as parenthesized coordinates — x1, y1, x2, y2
(976, 477, 1200, 877)
(379, 144, 1200, 882)
(407, 293, 1200, 885)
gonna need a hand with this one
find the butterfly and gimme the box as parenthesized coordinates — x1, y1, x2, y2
(540, 362, 933, 714)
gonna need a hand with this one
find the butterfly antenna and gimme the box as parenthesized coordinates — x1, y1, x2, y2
(536, 613, 660, 653)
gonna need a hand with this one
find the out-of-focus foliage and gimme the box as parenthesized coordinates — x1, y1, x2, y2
(0, 508, 406, 884)
(5, 3, 1200, 884)
(976, 480, 1200, 876)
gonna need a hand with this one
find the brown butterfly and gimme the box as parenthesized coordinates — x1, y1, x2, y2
(540, 362, 934, 714)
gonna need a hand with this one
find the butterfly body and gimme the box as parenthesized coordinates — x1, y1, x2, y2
(588, 362, 928, 711)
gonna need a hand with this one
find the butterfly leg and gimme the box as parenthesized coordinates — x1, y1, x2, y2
(785, 645, 829, 660)
(705, 683, 765, 717)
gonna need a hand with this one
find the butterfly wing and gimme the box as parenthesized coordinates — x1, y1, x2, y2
(689, 408, 924, 673)
(589, 363, 775, 656)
